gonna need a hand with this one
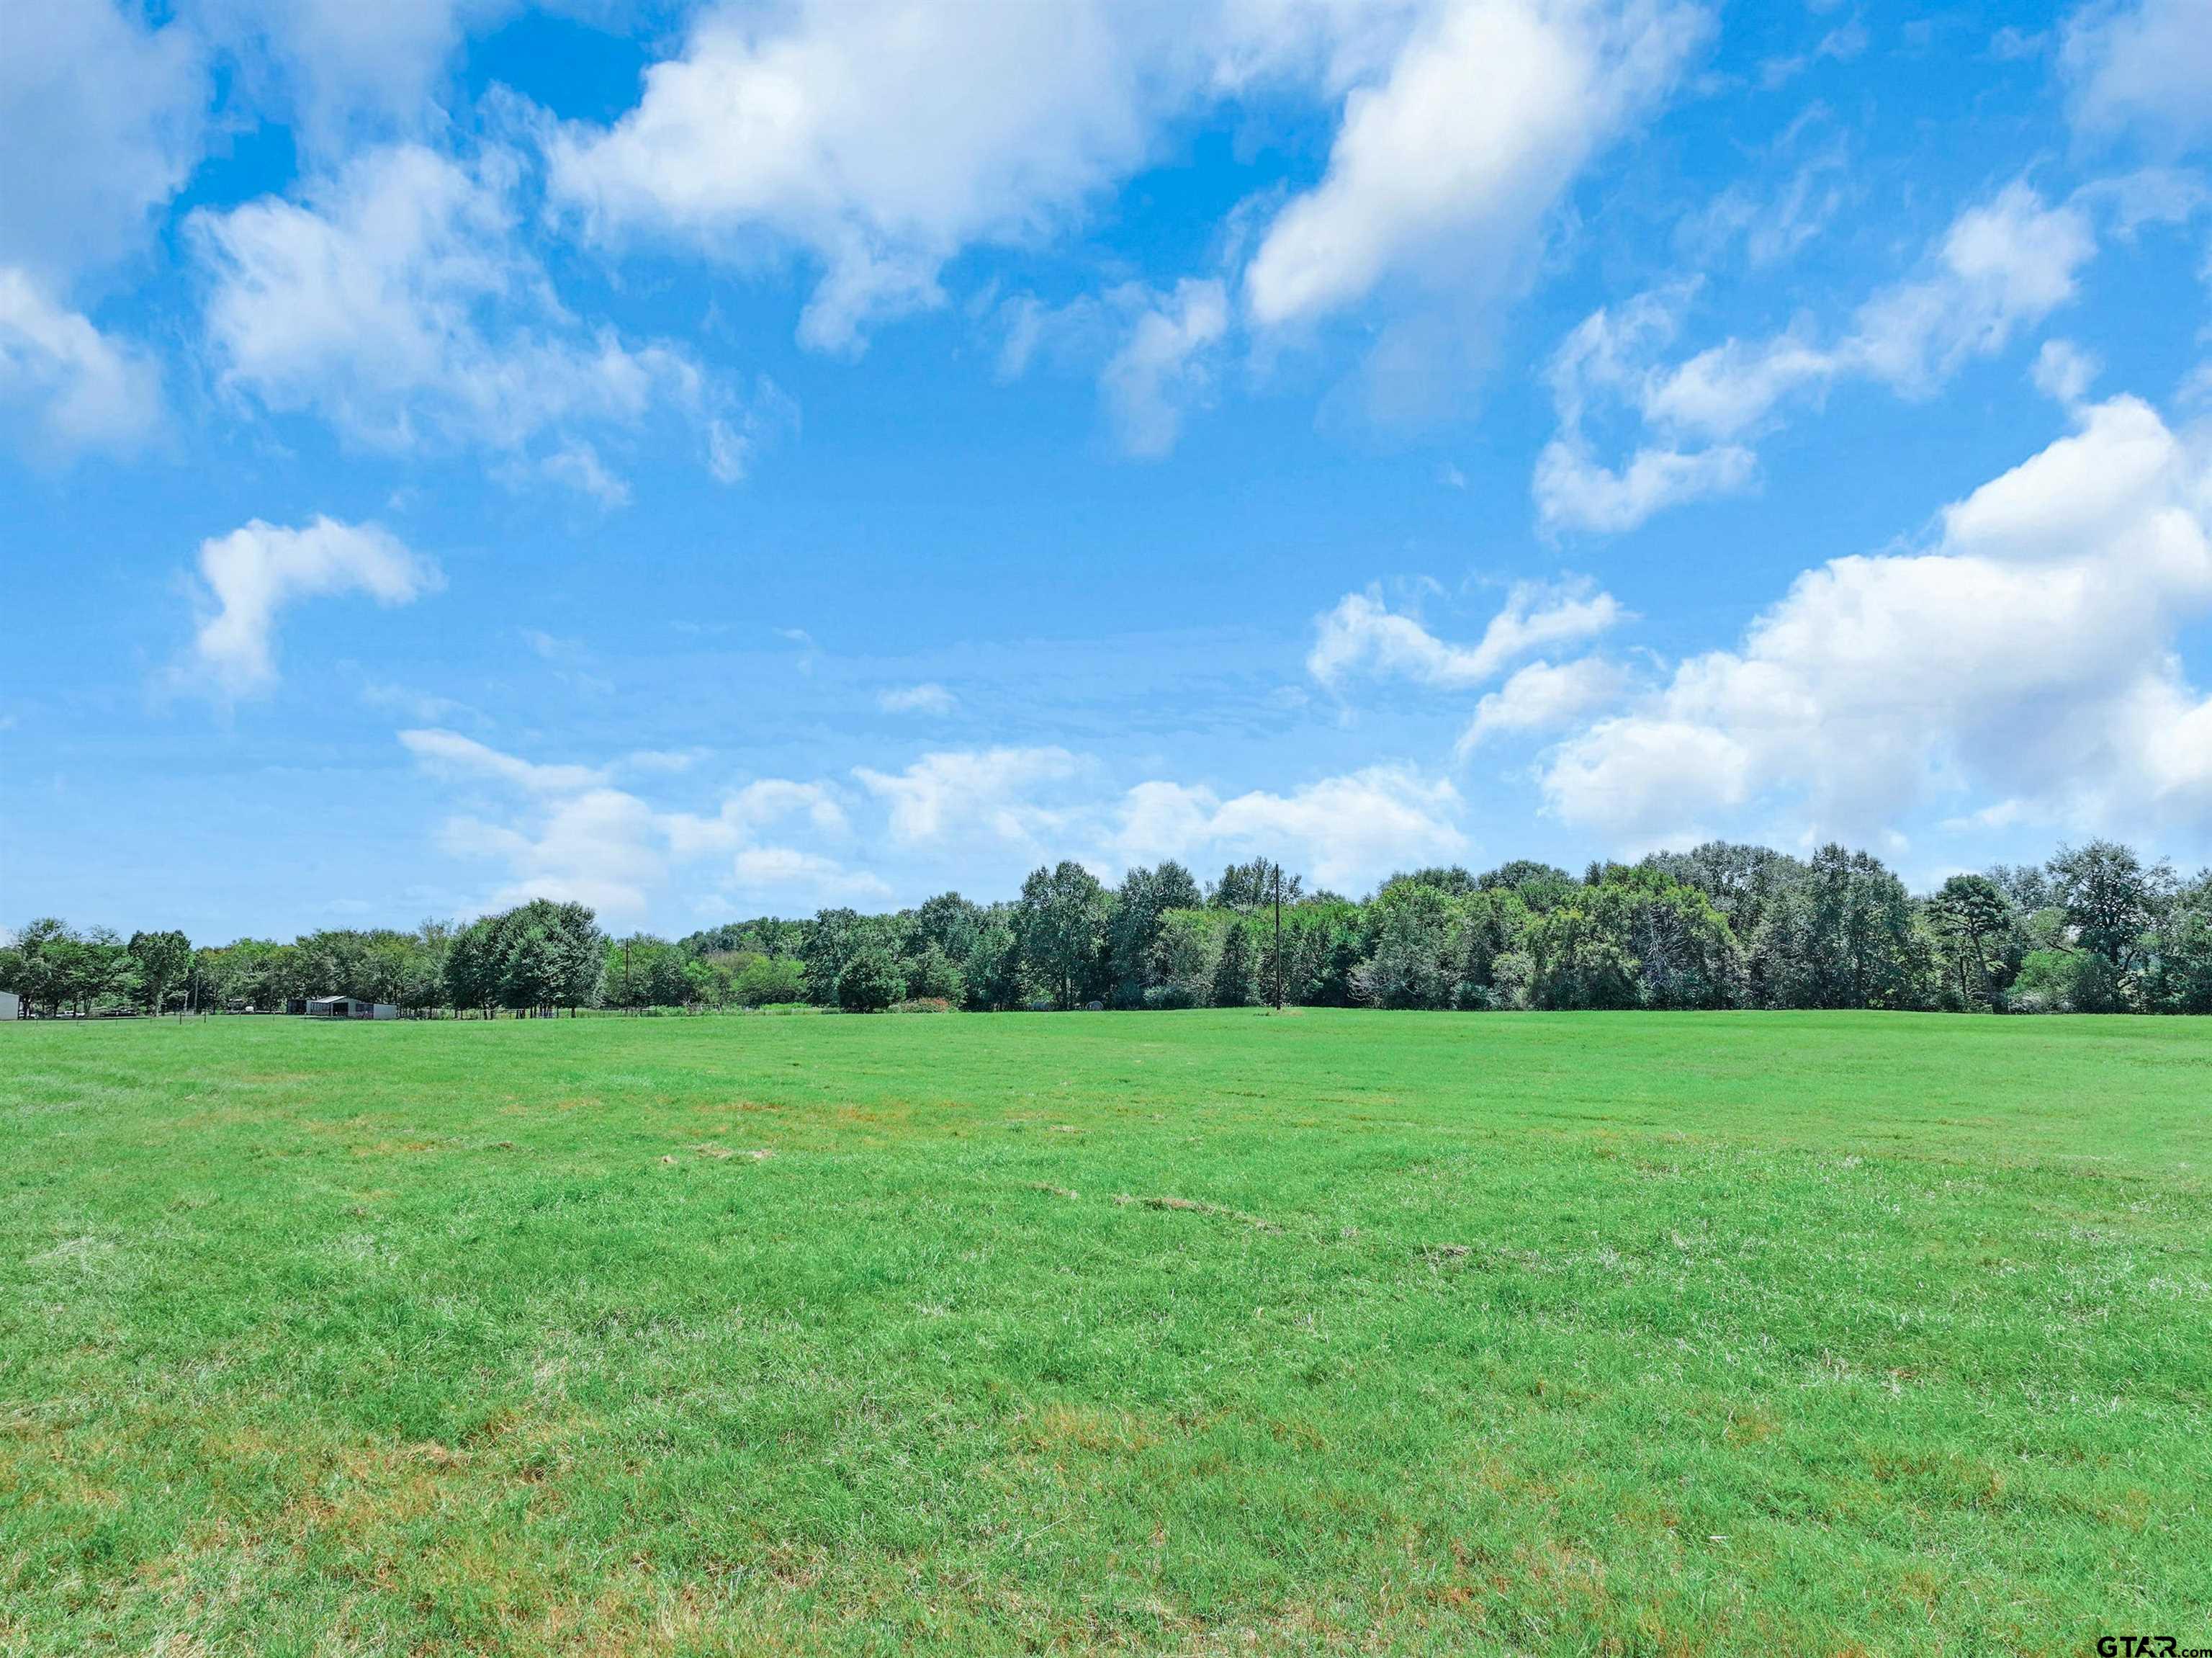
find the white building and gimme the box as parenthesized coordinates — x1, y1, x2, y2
(305, 995, 397, 1020)
(0, 990, 18, 1021)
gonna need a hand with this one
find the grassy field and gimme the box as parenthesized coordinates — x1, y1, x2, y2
(2, 1010, 2208, 1655)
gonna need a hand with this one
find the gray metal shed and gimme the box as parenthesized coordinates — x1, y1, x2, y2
(305, 995, 397, 1020)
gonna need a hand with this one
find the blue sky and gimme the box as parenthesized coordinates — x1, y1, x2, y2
(5, 0, 2211, 940)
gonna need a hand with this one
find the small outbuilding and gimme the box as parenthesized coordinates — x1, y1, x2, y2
(0, 990, 19, 1021)
(305, 995, 397, 1021)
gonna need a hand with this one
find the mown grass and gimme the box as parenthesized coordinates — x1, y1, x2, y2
(2, 1010, 2207, 1655)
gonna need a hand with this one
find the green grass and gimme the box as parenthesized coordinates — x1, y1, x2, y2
(3, 1011, 2208, 1655)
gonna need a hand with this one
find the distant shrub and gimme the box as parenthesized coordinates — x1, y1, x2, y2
(2008, 949, 2127, 1013)
(837, 945, 905, 1013)
(735, 955, 806, 1007)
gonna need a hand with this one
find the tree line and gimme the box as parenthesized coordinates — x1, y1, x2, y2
(6, 841, 2211, 1019)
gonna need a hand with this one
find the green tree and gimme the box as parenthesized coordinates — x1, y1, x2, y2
(1108, 861, 1201, 1006)
(2146, 873, 2212, 1014)
(801, 908, 868, 1006)
(445, 920, 500, 1015)
(1356, 885, 1458, 1009)
(836, 943, 905, 1012)
(6, 918, 75, 1015)
(903, 943, 964, 1003)
(1015, 862, 1108, 1010)
(1473, 861, 1575, 911)
(498, 921, 568, 1013)
(959, 915, 1027, 1011)
(2047, 840, 2172, 982)
(1927, 874, 2015, 1008)
(127, 929, 194, 1013)
(1526, 892, 1642, 1011)
(1750, 846, 1930, 1010)
(910, 892, 987, 964)
(1209, 859, 1300, 911)
(68, 928, 139, 1015)
(1210, 918, 1256, 1007)
(735, 954, 808, 1006)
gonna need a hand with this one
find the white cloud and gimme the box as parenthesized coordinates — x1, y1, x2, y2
(1681, 137, 1851, 270)
(1537, 182, 2100, 533)
(662, 780, 848, 856)
(401, 730, 1478, 914)
(2033, 338, 2102, 405)
(855, 747, 1087, 845)
(1458, 656, 1627, 750)
(729, 846, 891, 901)
(189, 516, 441, 697)
(1539, 394, 2212, 846)
(1845, 183, 2097, 391)
(549, 0, 1200, 353)
(549, 0, 1704, 369)
(0, 269, 162, 452)
(878, 682, 958, 716)
(190, 143, 755, 491)
(1308, 578, 1624, 689)
(441, 786, 672, 919)
(1532, 437, 1756, 534)
(2063, 0, 2212, 151)
(1244, 0, 1708, 329)
(403, 730, 869, 921)
(620, 748, 702, 776)
(398, 728, 605, 794)
(0, 1, 204, 285)
(204, 0, 504, 152)
(1115, 766, 1466, 892)
(1100, 278, 1229, 457)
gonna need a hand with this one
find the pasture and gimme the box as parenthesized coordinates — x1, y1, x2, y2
(2, 1011, 2207, 1654)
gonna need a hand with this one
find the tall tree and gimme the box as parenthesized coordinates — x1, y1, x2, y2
(1015, 862, 1109, 1010)
(1108, 861, 1200, 1007)
(127, 930, 192, 1013)
(1210, 918, 1256, 1008)
(1209, 859, 1301, 912)
(2046, 840, 2172, 978)
(1927, 874, 2014, 1007)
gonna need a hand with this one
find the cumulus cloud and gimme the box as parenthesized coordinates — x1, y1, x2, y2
(205, 0, 506, 152)
(547, 0, 1705, 370)
(0, 269, 162, 452)
(1533, 438, 1756, 535)
(2063, 0, 2212, 151)
(402, 722, 1483, 915)
(189, 516, 441, 697)
(1100, 278, 1229, 457)
(1308, 578, 1624, 690)
(878, 682, 958, 716)
(190, 143, 760, 491)
(662, 780, 849, 856)
(1114, 766, 1466, 892)
(0, 0, 204, 285)
(1244, 0, 1708, 329)
(2033, 338, 2102, 405)
(1458, 656, 1628, 750)
(855, 747, 1088, 845)
(729, 846, 891, 901)
(1846, 182, 2098, 391)
(1536, 181, 2101, 534)
(403, 729, 872, 920)
(1539, 394, 2212, 847)
(549, 0, 1197, 353)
